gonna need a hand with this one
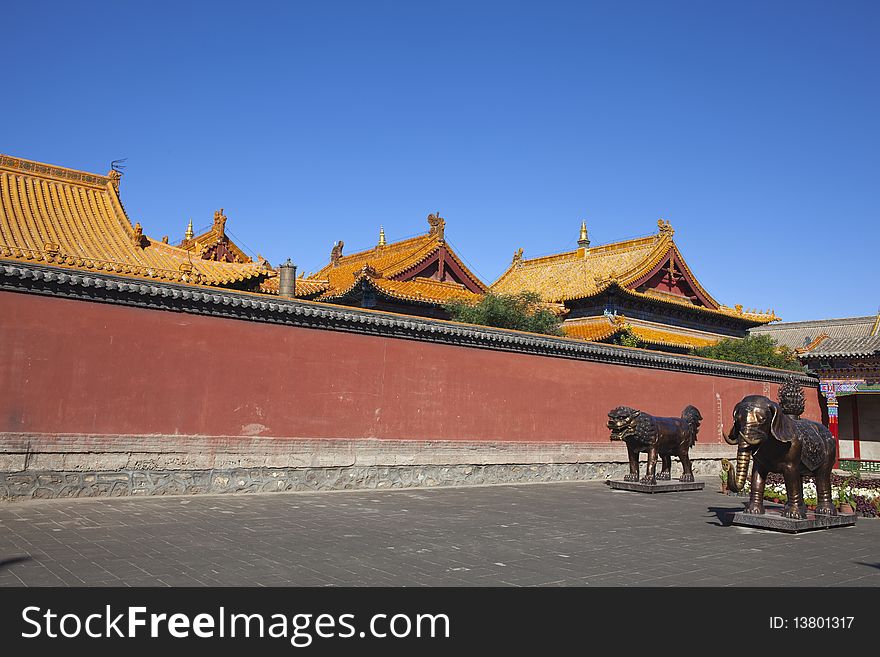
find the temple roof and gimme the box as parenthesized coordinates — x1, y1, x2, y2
(492, 220, 777, 324)
(315, 215, 485, 289)
(0, 154, 269, 287)
(178, 209, 253, 264)
(320, 274, 481, 306)
(263, 214, 486, 307)
(750, 314, 879, 350)
(797, 335, 880, 359)
(563, 315, 723, 350)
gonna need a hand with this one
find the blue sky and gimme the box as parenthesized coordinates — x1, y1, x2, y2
(3, 1, 877, 321)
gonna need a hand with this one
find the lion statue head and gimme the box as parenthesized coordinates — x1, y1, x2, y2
(607, 406, 654, 446)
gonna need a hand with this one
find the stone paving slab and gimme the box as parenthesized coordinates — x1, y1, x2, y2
(0, 479, 877, 587)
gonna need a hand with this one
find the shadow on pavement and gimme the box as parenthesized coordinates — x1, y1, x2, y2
(854, 561, 880, 570)
(0, 555, 33, 571)
(706, 506, 744, 527)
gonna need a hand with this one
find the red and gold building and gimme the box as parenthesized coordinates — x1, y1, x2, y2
(492, 220, 778, 352)
(262, 213, 487, 319)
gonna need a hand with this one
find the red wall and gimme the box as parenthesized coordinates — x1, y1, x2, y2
(0, 291, 821, 443)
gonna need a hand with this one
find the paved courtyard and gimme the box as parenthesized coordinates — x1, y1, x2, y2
(0, 480, 877, 587)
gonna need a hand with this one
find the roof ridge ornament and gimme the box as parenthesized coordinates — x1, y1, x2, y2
(512, 248, 524, 266)
(107, 169, 121, 194)
(213, 209, 227, 237)
(108, 158, 126, 193)
(657, 218, 674, 238)
(578, 220, 591, 248)
(378, 226, 386, 247)
(356, 263, 380, 278)
(132, 222, 147, 248)
(330, 240, 344, 267)
(427, 212, 445, 241)
(184, 218, 194, 241)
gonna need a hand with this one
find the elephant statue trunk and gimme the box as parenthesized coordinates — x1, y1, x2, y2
(723, 450, 751, 493)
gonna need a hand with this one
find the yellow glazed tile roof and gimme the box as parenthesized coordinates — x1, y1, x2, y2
(492, 235, 661, 302)
(321, 274, 482, 306)
(628, 325, 720, 349)
(259, 274, 330, 297)
(492, 222, 776, 324)
(308, 214, 487, 306)
(562, 315, 722, 349)
(562, 316, 624, 341)
(0, 155, 269, 287)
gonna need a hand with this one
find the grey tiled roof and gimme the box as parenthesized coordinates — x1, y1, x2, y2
(798, 335, 880, 359)
(750, 315, 878, 350)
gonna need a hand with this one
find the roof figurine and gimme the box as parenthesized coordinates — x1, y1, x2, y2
(108, 168, 121, 194)
(658, 218, 674, 237)
(512, 248, 524, 266)
(330, 241, 344, 266)
(132, 222, 146, 248)
(427, 212, 445, 241)
(213, 208, 227, 237)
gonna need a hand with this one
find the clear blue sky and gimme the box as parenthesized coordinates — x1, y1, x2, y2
(3, 1, 877, 321)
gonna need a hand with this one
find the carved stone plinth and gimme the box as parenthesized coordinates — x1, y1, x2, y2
(607, 480, 705, 493)
(730, 509, 857, 533)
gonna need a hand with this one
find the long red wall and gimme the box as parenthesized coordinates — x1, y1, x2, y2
(0, 291, 821, 443)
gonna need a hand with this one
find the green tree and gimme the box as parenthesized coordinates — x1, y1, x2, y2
(608, 326, 642, 348)
(690, 334, 805, 371)
(444, 291, 564, 336)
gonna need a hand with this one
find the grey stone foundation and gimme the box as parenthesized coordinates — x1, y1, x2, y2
(0, 433, 732, 502)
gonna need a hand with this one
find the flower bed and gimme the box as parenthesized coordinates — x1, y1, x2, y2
(760, 473, 880, 517)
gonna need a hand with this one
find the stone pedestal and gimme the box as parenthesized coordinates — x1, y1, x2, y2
(730, 508, 857, 533)
(607, 480, 705, 493)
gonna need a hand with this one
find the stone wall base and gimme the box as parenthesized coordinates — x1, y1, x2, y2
(0, 462, 728, 501)
(0, 433, 733, 501)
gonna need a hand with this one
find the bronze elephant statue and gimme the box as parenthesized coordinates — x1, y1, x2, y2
(724, 395, 836, 519)
(608, 405, 702, 484)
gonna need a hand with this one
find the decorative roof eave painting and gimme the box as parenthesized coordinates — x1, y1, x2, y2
(0, 154, 268, 288)
(628, 245, 719, 309)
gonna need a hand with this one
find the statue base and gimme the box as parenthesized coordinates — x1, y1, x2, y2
(607, 480, 705, 493)
(730, 508, 857, 533)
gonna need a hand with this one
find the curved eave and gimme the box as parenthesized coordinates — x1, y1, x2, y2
(319, 273, 478, 307)
(614, 285, 776, 324)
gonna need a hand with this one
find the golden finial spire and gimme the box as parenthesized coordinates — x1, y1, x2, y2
(378, 226, 386, 246)
(578, 220, 590, 248)
(184, 218, 194, 241)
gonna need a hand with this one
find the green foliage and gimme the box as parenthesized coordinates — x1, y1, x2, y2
(689, 334, 805, 372)
(608, 327, 642, 348)
(444, 291, 564, 336)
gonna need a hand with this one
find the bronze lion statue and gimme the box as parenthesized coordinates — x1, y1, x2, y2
(608, 405, 703, 484)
